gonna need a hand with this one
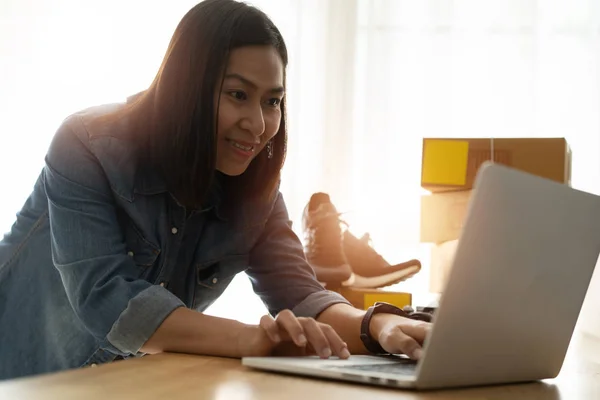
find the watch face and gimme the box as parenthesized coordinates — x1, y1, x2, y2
(375, 303, 433, 322)
(375, 302, 410, 318)
(375, 302, 400, 311)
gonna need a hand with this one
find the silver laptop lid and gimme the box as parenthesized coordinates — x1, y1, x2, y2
(416, 162, 600, 389)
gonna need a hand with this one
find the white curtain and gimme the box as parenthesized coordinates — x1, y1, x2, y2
(2, 0, 600, 330)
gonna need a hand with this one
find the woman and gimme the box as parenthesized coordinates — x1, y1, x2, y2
(0, 0, 429, 380)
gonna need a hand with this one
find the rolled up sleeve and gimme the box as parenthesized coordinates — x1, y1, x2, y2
(44, 116, 184, 355)
(247, 192, 351, 318)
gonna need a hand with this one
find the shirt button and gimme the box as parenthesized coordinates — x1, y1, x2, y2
(127, 251, 134, 257)
(90, 363, 98, 368)
(212, 278, 218, 284)
(171, 227, 178, 234)
(159, 282, 165, 287)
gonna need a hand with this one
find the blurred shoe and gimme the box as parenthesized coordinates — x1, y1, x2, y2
(342, 231, 421, 288)
(303, 192, 421, 289)
(302, 193, 352, 286)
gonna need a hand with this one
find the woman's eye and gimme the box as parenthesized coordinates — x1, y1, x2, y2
(230, 91, 247, 100)
(267, 98, 281, 107)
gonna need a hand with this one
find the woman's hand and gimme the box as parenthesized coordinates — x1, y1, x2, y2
(370, 313, 432, 360)
(237, 309, 351, 359)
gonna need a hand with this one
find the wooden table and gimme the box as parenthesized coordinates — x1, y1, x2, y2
(1, 333, 599, 400)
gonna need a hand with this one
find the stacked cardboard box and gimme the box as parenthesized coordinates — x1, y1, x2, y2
(420, 138, 572, 292)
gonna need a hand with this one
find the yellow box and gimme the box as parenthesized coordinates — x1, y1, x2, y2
(422, 139, 470, 186)
(331, 287, 412, 310)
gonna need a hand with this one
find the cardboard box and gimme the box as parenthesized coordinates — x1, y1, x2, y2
(330, 287, 412, 310)
(420, 190, 472, 243)
(421, 138, 571, 192)
(429, 240, 459, 293)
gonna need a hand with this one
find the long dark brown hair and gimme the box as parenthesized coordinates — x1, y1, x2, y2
(100, 0, 288, 208)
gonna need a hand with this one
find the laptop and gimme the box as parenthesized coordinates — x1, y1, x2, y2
(243, 162, 600, 390)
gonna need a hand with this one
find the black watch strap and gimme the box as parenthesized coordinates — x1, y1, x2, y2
(359, 302, 411, 354)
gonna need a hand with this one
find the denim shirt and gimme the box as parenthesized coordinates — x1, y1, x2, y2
(0, 102, 349, 380)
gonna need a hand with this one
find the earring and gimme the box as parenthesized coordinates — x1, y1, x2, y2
(266, 140, 273, 159)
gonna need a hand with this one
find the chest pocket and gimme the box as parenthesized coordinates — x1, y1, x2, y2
(123, 221, 161, 277)
(197, 254, 249, 289)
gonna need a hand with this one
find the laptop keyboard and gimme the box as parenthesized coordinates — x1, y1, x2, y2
(325, 360, 417, 375)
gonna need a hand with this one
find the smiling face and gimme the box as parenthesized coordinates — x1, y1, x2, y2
(215, 45, 285, 176)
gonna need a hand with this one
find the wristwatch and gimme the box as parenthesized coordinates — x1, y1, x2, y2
(360, 302, 433, 354)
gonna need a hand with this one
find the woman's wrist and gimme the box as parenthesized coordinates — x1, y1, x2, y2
(235, 323, 260, 358)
